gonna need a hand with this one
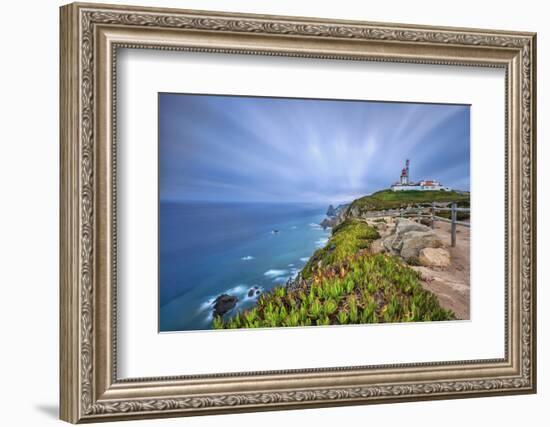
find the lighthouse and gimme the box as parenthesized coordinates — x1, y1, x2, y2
(400, 159, 410, 185)
(391, 158, 450, 192)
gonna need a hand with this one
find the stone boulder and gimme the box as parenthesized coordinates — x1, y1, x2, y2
(400, 231, 443, 260)
(395, 218, 430, 235)
(418, 247, 451, 267)
(382, 235, 397, 253)
(376, 222, 388, 233)
(384, 219, 431, 253)
(369, 238, 386, 254)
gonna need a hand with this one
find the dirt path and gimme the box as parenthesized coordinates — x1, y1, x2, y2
(414, 221, 470, 319)
(368, 218, 470, 320)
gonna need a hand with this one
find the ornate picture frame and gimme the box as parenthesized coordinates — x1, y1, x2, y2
(60, 2, 536, 423)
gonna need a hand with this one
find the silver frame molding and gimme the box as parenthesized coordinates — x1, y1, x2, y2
(60, 2, 537, 423)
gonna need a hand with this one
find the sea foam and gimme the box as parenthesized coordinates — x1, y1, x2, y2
(315, 237, 329, 247)
(264, 269, 288, 278)
(225, 284, 248, 295)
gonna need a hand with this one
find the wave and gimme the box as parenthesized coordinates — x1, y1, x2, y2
(241, 255, 254, 261)
(198, 283, 264, 319)
(315, 237, 329, 248)
(264, 269, 288, 278)
(309, 222, 321, 229)
(203, 311, 214, 323)
(300, 257, 309, 262)
(199, 296, 217, 312)
(225, 284, 248, 295)
(271, 265, 302, 284)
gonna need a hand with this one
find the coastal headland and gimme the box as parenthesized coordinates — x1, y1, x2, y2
(212, 189, 470, 329)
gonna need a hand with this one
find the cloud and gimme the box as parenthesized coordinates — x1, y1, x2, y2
(159, 94, 470, 203)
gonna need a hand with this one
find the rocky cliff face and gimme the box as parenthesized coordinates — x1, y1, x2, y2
(320, 203, 349, 229)
(345, 204, 369, 220)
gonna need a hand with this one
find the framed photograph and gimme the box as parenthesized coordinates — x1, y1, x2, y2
(60, 2, 537, 423)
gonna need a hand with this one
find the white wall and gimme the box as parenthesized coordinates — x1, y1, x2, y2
(0, 0, 545, 425)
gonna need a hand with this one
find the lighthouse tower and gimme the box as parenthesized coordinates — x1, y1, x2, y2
(391, 158, 450, 192)
(400, 159, 410, 185)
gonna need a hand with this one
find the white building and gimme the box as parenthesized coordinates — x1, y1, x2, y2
(391, 159, 450, 192)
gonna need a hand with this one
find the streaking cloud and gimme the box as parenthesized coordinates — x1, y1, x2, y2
(159, 94, 470, 204)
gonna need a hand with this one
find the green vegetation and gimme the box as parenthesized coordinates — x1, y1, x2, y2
(301, 220, 380, 280)
(349, 189, 470, 213)
(212, 219, 455, 329)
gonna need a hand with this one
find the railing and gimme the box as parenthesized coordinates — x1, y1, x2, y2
(430, 202, 470, 247)
(364, 202, 470, 247)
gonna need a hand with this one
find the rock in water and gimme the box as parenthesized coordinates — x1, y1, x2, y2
(419, 247, 451, 267)
(247, 286, 261, 298)
(212, 294, 238, 317)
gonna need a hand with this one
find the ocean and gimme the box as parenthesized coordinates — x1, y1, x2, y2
(159, 201, 331, 332)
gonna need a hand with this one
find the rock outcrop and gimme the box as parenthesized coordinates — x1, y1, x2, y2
(400, 231, 443, 259)
(320, 203, 349, 229)
(419, 247, 451, 267)
(381, 218, 445, 261)
(320, 217, 338, 229)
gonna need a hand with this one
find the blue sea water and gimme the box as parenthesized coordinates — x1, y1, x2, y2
(159, 202, 331, 332)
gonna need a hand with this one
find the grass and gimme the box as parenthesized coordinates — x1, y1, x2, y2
(349, 189, 470, 213)
(212, 219, 455, 329)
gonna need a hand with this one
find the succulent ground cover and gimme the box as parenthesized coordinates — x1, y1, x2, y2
(213, 219, 454, 329)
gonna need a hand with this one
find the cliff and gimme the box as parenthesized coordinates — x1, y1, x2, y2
(211, 189, 469, 329)
(212, 218, 454, 329)
(321, 203, 349, 228)
(346, 189, 469, 218)
(322, 189, 470, 229)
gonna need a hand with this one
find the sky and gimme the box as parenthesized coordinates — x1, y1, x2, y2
(159, 93, 470, 204)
